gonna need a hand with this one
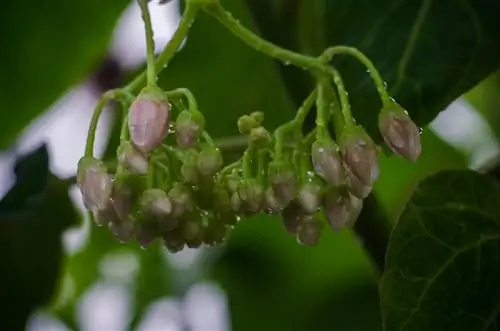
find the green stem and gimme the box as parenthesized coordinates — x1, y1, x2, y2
(202, 131, 215, 147)
(138, 0, 157, 87)
(328, 68, 355, 128)
(315, 80, 330, 139)
(125, 4, 200, 92)
(215, 136, 248, 153)
(242, 146, 254, 178)
(216, 160, 241, 185)
(273, 122, 295, 161)
(294, 89, 317, 128)
(256, 149, 267, 183)
(119, 101, 130, 142)
(206, 3, 324, 71)
(323, 82, 345, 137)
(166, 88, 199, 111)
(85, 90, 122, 157)
(322, 46, 390, 105)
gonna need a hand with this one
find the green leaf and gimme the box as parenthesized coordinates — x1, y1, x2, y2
(246, 0, 500, 140)
(0, 145, 78, 330)
(380, 170, 500, 331)
(0, 0, 129, 148)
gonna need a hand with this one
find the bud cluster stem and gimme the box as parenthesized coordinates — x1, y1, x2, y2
(137, 0, 157, 87)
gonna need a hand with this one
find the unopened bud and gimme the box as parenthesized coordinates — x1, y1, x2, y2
(226, 171, 241, 193)
(128, 87, 170, 153)
(264, 187, 285, 214)
(250, 111, 264, 125)
(250, 126, 271, 147)
(183, 215, 203, 241)
(181, 150, 200, 184)
(175, 110, 205, 149)
(268, 161, 296, 205)
(203, 217, 228, 246)
(136, 225, 159, 248)
(77, 157, 113, 211)
(197, 147, 223, 178)
(323, 190, 353, 232)
(281, 202, 304, 234)
(237, 115, 258, 134)
(339, 126, 379, 186)
(345, 195, 363, 228)
(238, 179, 264, 213)
(379, 103, 421, 162)
(230, 192, 242, 213)
(213, 187, 232, 214)
(297, 217, 324, 246)
(141, 189, 173, 227)
(110, 175, 144, 221)
(163, 228, 185, 253)
(168, 182, 194, 218)
(117, 141, 148, 174)
(311, 139, 345, 186)
(109, 220, 136, 243)
(297, 183, 322, 214)
(93, 201, 119, 227)
(346, 166, 372, 199)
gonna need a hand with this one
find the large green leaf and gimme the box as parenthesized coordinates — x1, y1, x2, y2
(0, 145, 78, 330)
(0, 0, 129, 148)
(380, 170, 500, 331)
(246, 0, 500, 141)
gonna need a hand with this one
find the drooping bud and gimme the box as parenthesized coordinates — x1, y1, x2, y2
(140, 189, 175, 231)
(297, 183, 322, 214)
(323, 189, 354, 232)
(128, 87, 170, 153)
(110, 175, 144, 221)
(226, 171, 241, 193)
(109, 220, 136, 243)
(203, 216, 228, 246)
(181, 150, 200, 184)
(175, 110, 205, 149)
(379, 103, 421, 162)
(311, 139, 345, 186)
(213, 186, 232, 215)
(167, 182, 194, 218)
(182, 214, 204, 242)
(237, 115, 258, 134)
(250, 126, 271, 147)
(281, 202, 304, 235)
(136, 224, 159, 249)
(238, 179, 264, 213)
(345, 166, 372, 199)
(93, 201, 119, 227)
(268, 161, 296, 205)
(339, 125, 379, 186)
(77, 157, 113, 212)
(117, 141, 148, 175)
(230, 192, 242, 213)
(197, 147, 223, 178)
(345, 195, 363, 228)
(297, 217, 324, 246)
(163, 228, 185, 253)
(264, 187, 285, 214)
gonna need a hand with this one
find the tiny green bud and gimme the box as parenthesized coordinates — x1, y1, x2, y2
(268, 161, 296, 205)
(379, 103, 421, 162)
(183, 215, 204, 241)
(141, 189, 174, 231)
(110, 175, 143, 222)
(297, 183, 322, 214)
(281, 202, 304, 235)
(238, 179, 264, 213)
(297, 217, 324, 246)
(250, 111, 264, 125)
(311, 139, 345, 186)
(117, 141, 148, 175)
(237, 115, 258, 134)
(175, 110, 205, 149)
(213, 186, 232, 214)
(168, 182, 195, 218)
(128, 87, 170, 153)
(181, 150, 200, 184)
(197, 147, 223, 178)
(109, 220, 136, 243)
(249, 126, 271, 147)
(230, 192, 242, 213)
(339, 125, 379, 186)
(77, 157, 113, 212)
(226, 171, 241, 193)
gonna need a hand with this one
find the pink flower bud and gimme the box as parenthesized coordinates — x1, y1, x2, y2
(238, 179, 264, 213)
(311, 140, 345, 186)
(379, 104, 421, 162)
(268, 161, 296, 205)
(281, 202, 304, 234)
(339, 126, 379, 186)
(323, 190, 352, 232)
(109, 220, 136, 243)
(77, 157, 113, 212)
(264, 187, 286, 214)
(197, 147, 223, 178)
(141, 189, 173, 227)
(175, 110, 205, 149)
(128, 87, 170, 153)
(213, 187, 232, 214)
(297, 217, 324, 246)
(297, 183, 322, 214)
(93, 201, 119, 227)
(345, 166, 372, 199)
(117, 141, 148, 174)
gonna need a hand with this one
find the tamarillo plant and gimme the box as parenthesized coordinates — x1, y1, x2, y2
(77, 0, 421, 250)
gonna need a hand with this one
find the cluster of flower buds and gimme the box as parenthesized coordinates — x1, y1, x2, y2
(78, 84, 421, 252)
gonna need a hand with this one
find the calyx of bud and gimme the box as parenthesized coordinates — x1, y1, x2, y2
(77, 157, 113, 212)
(197, 147, 223, 178)
(128, 87, 170, 153)
(378, 102, 421, 162)
(297, 183, 322, 214)
(175, 110, 205, 149)
(311, 139, 345, 186)
(117, 141, 148, 174)
(339, 125, 379, 186)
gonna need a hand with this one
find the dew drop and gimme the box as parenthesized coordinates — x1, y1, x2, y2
(383, 81, 388, 88)
(235, 215, 241, 222)
(306, 171, 315, 178)
(284, 61, 291, 65)
(168, 124, 176, 134)
(418, 127, 424, 135)
(366, 69, 371, 73)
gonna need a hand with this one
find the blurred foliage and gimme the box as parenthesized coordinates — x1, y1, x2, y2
(0, 0, 499, 330)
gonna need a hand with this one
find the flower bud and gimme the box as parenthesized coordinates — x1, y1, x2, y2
(197, 147, 223, 178)
(345, 195, 363, 228)
(268, 161, 296, 205)
(311, 139, 345, 186)
(110, 175, 144, 222)
(117, 141, 148, 175)
(181, 150, 200, 184)
(168, 182, 194, 218)
(77, 157, 113, 212)
(379, 103, 421, 162)
(109, 220, 136, 243)
(297, 183, 322, 214)
(203, 217, 228, 246)
(250, 126, 271, 147)
(250, 111, 264, 125)
(264, 187, 285, 214)
(136, 225, 159, 248)
(140, 189, 176, 231)
(238, 179, 264, 213)
(281, 202, 304, 234)
(163, 228, 185, 253)
(226, 171, 241, 193)
(230, 192, 242, 213)
(128, 87, 170, 153)
(339, 126, 379, 186)
(175, 110, 205, 149)
(213, 187, 232, 214)
(345, 166, 372, 199)
(323, 190, 355, 232)
(237, 115, 258, 134)
(93, 201, 119, 227)
(297, 217, 324, 246)
(183, 214, 204, 241)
